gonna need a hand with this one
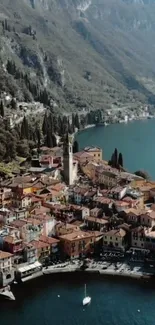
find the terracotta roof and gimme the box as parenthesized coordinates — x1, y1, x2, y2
(74, 151, 92, 159)
(31, 207, 50, 215)
(30, 240, 50, 249)
(0, 250, 13, 259)
(104, 228, 126, 238)
(85, 216, 109, 225)
(59, 230, 95, 242)
(4, 235, 22, 244)
(27, 218, 43, 226)
(131, 226, 144, 234)
(10, 220, 27, 228)
(39, 235, 59, 245)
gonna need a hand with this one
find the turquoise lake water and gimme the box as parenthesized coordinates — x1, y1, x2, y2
(76, 119, 155, 179)
(1, 274, 155, 325)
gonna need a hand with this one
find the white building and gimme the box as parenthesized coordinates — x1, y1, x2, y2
(0, 250, 14, 286)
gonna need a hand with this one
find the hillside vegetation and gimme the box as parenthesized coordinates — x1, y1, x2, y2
(0, 0, 155, 111)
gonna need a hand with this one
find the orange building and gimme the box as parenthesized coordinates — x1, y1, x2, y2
(59, 231, 95, 258)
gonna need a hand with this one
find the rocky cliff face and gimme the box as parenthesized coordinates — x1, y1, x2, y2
(0, 0, 155, 110)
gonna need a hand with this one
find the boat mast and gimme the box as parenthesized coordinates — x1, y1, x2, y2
(85, 284, 86, 298)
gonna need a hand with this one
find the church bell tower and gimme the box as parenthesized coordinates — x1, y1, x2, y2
(63, 133, 73, 185)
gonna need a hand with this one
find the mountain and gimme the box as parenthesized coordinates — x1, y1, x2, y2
(1, 0, 155, 111)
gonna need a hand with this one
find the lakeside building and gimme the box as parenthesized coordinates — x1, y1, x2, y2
(103, 229, 127, 252)
(0, 250, 14, 286)
(59, 231, 96, 259)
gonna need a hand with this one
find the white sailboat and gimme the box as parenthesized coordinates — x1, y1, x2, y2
(82, 284, 91, 306)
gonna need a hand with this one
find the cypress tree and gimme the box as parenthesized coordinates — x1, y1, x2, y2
(42, 113, 48, 136)
(114, 148, 118, 167)
(21, 116, 29, 139)
(73, 140, 79, 153)
(46, 129, 53, 148)
(0, 101, 4, 117)
(36, 128, 41, 149)
(74, 113, 80, 129)
(110, 153, 115, 168)
(118, 153, 123, 167)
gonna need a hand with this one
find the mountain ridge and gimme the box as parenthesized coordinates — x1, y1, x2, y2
(0, 0, 155, 111)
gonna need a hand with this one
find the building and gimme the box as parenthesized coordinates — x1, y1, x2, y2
(39, 235, 60, 260)
(30, 240, 50, 262)
(84, 146, 102, 162)
(90, 208, 103, 218)
(0, 188, 12, 207)
(131, 226, 145, 249)
(0, 250, 14, 286)
(3, 235, 23, 264)
(24, 243, 38, 264)
(55, 222, 80, 237)
(103, 228, 127, 251)
(144, 228, 155, 251)
(95, 168, 118, 188)
(12, 193, 32, 209)
(85, 216, 109, 232)
(59, 230, 95, 258)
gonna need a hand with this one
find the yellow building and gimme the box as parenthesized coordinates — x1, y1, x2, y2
(103, 228, 126, 251)
(84, 146, 102, 162)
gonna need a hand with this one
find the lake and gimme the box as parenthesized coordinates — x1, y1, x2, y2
(1, 274, 155, 325)
(76, 119, 155, 179)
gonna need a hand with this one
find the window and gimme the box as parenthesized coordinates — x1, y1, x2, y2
(104, 236, 107, 239)
(110, 237, 112, 240)
(115, 243, 118, 246)
(98, 154, 100, 157)
(116, 237, 118, 241)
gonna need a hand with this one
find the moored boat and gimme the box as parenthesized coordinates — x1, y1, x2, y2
(82, 284, 91, 306)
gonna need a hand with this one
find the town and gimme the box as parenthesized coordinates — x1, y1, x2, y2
(1, 133, 155, 300)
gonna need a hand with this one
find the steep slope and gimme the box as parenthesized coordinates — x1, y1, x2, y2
(0, 0, 155, 111)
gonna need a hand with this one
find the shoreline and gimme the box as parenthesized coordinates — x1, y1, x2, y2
(17, 261, 155, 284)
(76, 115, 155, 136)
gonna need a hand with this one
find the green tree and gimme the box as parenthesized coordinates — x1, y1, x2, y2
(42, 114, 48, 136)
(74, 113, 80, 129)
(10, 98, 17, 109)
(134, 170, 150, 180)
(118, 152, 123, 167)
(52, 134, 57, 147)
(21, 116, 29, 139)
(0, 101, 4, 117)
(46, 129, 53, 148)
(114, 148, 118, 167)
(73, 140, 79, 153)
(17, 140, 29, 157)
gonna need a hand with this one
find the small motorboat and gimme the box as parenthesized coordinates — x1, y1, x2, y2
(82, 284, 91, 306)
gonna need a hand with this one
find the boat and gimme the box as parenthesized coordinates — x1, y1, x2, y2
(0, 285, 15, 301)
(82, 284, 91, 306)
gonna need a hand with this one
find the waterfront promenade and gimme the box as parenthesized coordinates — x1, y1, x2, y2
(41, 260, 153, 280)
